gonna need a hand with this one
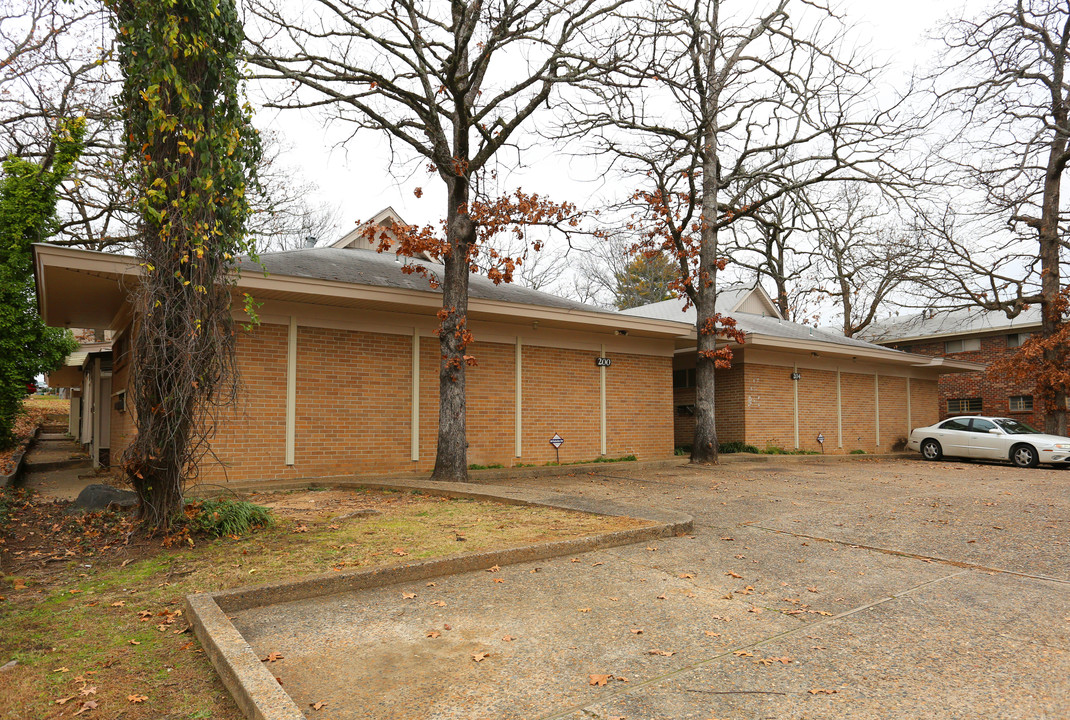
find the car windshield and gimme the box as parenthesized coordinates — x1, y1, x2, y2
(993, 418, 1041, 435)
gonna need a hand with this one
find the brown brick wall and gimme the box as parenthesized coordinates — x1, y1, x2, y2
(670, 361, 745, 448)
(892, 336, 1043, 427)
(606, 351, 674, 460)
(743, 363, 796, 450)
(841, 371, 877, 451)
(109, 322, 675, 484)
(797, 368, 839, 452)
(878, 375, 909, 450)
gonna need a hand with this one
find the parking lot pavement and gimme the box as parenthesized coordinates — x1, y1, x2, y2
(231, 458, 1069, 719)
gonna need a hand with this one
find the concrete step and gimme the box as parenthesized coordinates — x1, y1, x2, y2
(40, 424, 69, 434)
(38, 432, 71, 442)
(24, 446, 91, 473)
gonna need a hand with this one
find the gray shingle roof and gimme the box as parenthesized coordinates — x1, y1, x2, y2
(860, 307, 1043, 343)
(621, 295, 896, 352)
(242, 247, 615, 314)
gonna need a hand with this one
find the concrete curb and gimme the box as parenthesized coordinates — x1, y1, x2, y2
(185, 478, 693, 720)
(0, 427, 40, 488)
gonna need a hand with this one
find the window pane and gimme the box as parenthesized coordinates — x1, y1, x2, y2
(1009, 395, 1033, 411)
(970, 419, 996, 433)
(940, 418, 970, 431)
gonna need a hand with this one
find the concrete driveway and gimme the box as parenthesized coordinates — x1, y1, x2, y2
(231, 458, 1069, 719)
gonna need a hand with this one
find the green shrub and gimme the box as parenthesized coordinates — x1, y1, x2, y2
(468, 463, 505, 470)
(188, 499, 272, 537)
(719, 441, 760, 454)
(849, 449, 867, 455)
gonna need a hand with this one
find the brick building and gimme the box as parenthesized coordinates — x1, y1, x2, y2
(862, 308, 1049, 429)
(623, 288, 980, 453)
(35, 224, 979, 482)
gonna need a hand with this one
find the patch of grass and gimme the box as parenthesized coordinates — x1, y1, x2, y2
(850, 449, 867, 455)
(513, 462, 535, 467)
(0, 488, 645, 720)
(468, 463, 505, 470)
(187, 499, 273, 537)
(549, 455, 638, 467)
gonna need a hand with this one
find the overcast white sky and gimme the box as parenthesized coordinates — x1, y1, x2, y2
(252, 0, 961, 246)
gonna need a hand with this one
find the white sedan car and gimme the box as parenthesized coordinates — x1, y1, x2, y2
(908, 415, 1070, 468)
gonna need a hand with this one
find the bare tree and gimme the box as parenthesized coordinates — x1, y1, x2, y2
(723, 188, 817, 321)
(247, 0, 626, 480)
(573, 0, 912, 462)
(809, 184, 925, 337)
(914, 0, 1070, 433)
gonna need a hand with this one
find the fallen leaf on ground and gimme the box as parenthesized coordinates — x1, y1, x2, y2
(392, 548, 408, 556)
(656, 594, 667, 600)
(80, 686, 96, 696)
(53, 667, 69, 673)
(704, 631, 720, 637)
(73, 701, 97, 715)
(261, 652, 284, 663)
(111, 601, 125, 607)
(127, 695, 148, 703)
(630, 628, 643, 635)
(502, 635, 515, 642)
(647, 649, 675, 657)
(809, 688, 837, 695)
(426, 582, 436, 587)
(725, 571, 742, 579)
(578, 608, 591, 613)
(678, 573, 694, 579)
(471, 652, 489, 662)
(570, 558, 581, 563)
(487, 565, 501, 572)
(310, 701, 328, 710)
(426, 630, 441, 638)
(732, 650, 754, 657)
(493, 578, 504, 584)
(431, 600, 446, 607)
(54, 696, 76, 705)
(128, 640, 140, 645)
(402, 592, 417, 599)
(588, 674, 611, 686)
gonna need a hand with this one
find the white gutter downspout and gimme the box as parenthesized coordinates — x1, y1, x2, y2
(906, 376, 912, 436)
(874, 371, 881, 449)
(836, 368, 843, 449)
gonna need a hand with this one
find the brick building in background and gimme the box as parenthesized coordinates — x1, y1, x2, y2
(34, 209, 980, 483)
(862, 308, 1051, 429)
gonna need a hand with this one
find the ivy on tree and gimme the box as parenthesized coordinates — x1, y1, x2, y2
(0, 117, 83, 448)
(107, 0, 261, 528)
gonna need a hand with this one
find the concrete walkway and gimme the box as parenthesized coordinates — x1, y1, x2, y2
(231, 459, 1069, 719)
(16, 427, 95, 500)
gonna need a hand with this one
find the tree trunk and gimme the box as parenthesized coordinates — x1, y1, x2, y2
(1039, 106, 1066, 435)
(431, 180, 473, 481)
(691, 119, 720, 465)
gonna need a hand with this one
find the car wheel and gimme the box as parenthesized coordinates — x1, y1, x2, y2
(1011, 444, 1039, 469)
(920, 439, 942, 461)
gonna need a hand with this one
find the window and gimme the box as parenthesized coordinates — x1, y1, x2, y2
(675, 404, 695, 416)
(673, 368, 696, 389)
(1009, 395, 1033, 412)
(944, 338, 981, 353)
(939, 418, 971, 431)
(947, 397, 982, 414)
(969, 418, 997, 433)
(1007, 333, 1032, 348)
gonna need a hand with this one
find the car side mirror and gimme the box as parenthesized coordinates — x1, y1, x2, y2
(988, 428, 1001, 434)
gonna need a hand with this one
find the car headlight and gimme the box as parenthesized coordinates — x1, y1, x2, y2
(1052, 443, 1070, 449)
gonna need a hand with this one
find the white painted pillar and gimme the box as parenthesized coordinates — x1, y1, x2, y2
(906, 377, 912, 435)
(792, 362, 800, 450)
(515, 337, 523, 458)
(836, 368, 843, 448)
(599, 343, 607, 456)
(285, 316, 297, 466)
(411, 328, 420, 462)
(874, 372, 881, 448)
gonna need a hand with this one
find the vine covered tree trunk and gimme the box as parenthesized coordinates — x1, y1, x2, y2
(108, 0, 260, 529)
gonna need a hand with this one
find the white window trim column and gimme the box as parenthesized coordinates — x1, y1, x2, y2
(599, 343, 607, 456)
(792, 361, 800, 450)
(874, 372, 880, 448)
(836, 368, 843, 448)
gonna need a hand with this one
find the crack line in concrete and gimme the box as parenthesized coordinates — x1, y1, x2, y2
(537, 569, 971, 720)
(745, 524, 1070, 586)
